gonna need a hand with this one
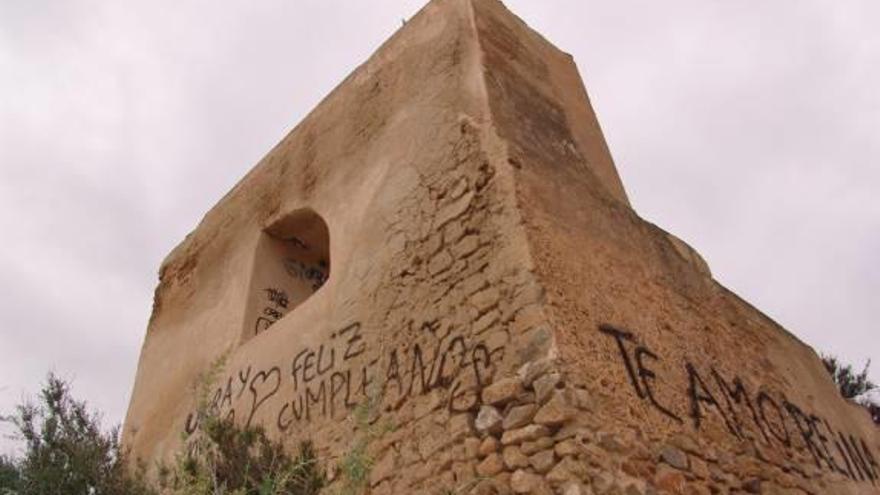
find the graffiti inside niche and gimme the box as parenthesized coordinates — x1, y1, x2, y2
(284, 258, 328, 292)
(186, 319, 503, 438)
(599, 324, 880, 486)
(254, 288, 289, 335)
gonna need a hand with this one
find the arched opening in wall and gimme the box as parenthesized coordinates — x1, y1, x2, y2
(242, 209, 330, 341)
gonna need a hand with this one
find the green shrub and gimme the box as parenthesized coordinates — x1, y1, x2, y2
(159, 353, 326, 495)
(2, 369, 327, 495)
(0, 455, 19, 494)
(822, 355, 876, 399)
(0, 373, 154, 495)
(161, 416, 325, 495)
(822, 354, 879, 426)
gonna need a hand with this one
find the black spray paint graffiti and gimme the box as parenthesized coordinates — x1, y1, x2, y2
(276, 322, 368, 429)
(380, 322, 495, 413)
(599, 324, 880, 486)
(275, 320, 497, 432)
(184, 363, 283, 433)
(254, 288, 289, 335)
(186, 320, 501, 438)
(283, 259, 328, 292)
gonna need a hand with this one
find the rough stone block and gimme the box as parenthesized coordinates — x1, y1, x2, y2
(502, 445, 530, 469)
(483, 377, 524, 406)
(534, 390, 575, 425)
(532, 373, 562, 404)
(529, 449, 556, 474)
(521, 437, 555, 455)
(479, 436, 500, 458)
(510, 469, 546, 494)
(476, 405, 504, 436)
(476, 453, 505, 477)
(501, 425, 551, 446)
(502, 404, 538, 430)
(660, 444, 690, 471)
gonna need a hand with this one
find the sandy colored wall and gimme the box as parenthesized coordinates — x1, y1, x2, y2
(125, 1, 554, 492)
(468, 1, 880, 494)
(124, 0, 879, 493)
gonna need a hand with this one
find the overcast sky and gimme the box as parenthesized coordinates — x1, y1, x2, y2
(1, 0, 878, 454)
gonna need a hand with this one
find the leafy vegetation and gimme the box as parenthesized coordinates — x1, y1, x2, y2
(1, 371, 326, 495)
(158, 352, 326, 495)
(0, 455, 20, 495)
(335, 388, 396, 495)
(162, 416, 325, 495)
(822, 354, 879, 425)
(821, 355, 877, 399)
(0, 373, 153, 495)
(335, 400, 374, 495)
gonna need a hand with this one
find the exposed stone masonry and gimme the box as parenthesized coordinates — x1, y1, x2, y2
(122, 0, 879, 494)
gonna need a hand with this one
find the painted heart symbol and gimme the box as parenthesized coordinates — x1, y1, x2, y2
(246, 366, 281, 428)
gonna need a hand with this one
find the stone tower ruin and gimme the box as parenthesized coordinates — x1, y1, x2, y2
(123, 0, 880, 493)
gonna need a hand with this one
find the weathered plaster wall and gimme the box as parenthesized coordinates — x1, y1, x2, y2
(468, 2, 880, 494)
(124, 0, 879, 493)
(125, 0, 554, 490)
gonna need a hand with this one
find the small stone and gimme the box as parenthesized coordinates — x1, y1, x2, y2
(464, 437, 481, 460)
(691, 456, 710, 479)
(510, 304, 545, 335)
(517, 358, 554, 388)
(452, 234, 480, 258)
(546, 456, 587, 484)
(533, 373, 561, 404)
(623, 485, 644, 495)
(493, 471, 513, 490)
(571, 387, 595, 412)
(475, 405, 503, 435)
(592, 471, 618, 494)
(660, 444, 690, 470)
(501, 424, 551, 445)
(503, 404, 537, 430)
(598, 432, 628, 453)
(502, 446, 530, 469)
(452, 462, 476, 486)
(670, 433, 701, 454)
(685, 485, 712, 495)
(482, 377, 523, 406)
(472, 309, 500, 335)
(427, 250, 454, 275)
(555, 439, 583, 457)
(476, 453, 505, 477)
(451, 443, 467, 462)
(561, 482, 589, 495)
(478, 436, 499, 457)
(654, 465, 686, 493)
(510, 469, 544, 494)
(432, 449, 454, 475)
(372, 480, 392, 495)
(369, 450, 396, 486)
(484, 329, 510, 353)
(448, 412, 474, 440)
(743, 478, 762, 493)
(471, 286, 500, 314)
(534, 390, 575, 426)
(553, 423, 585, 442)
(517, 390, 537, 402)
(621, 459, 653, 479)
(582, 443, 614, 469)
(529, 449, 556, 474)
(471, 478, 508, 495)
(521, 437, 555, 455)
(620, 477, 647, 495)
